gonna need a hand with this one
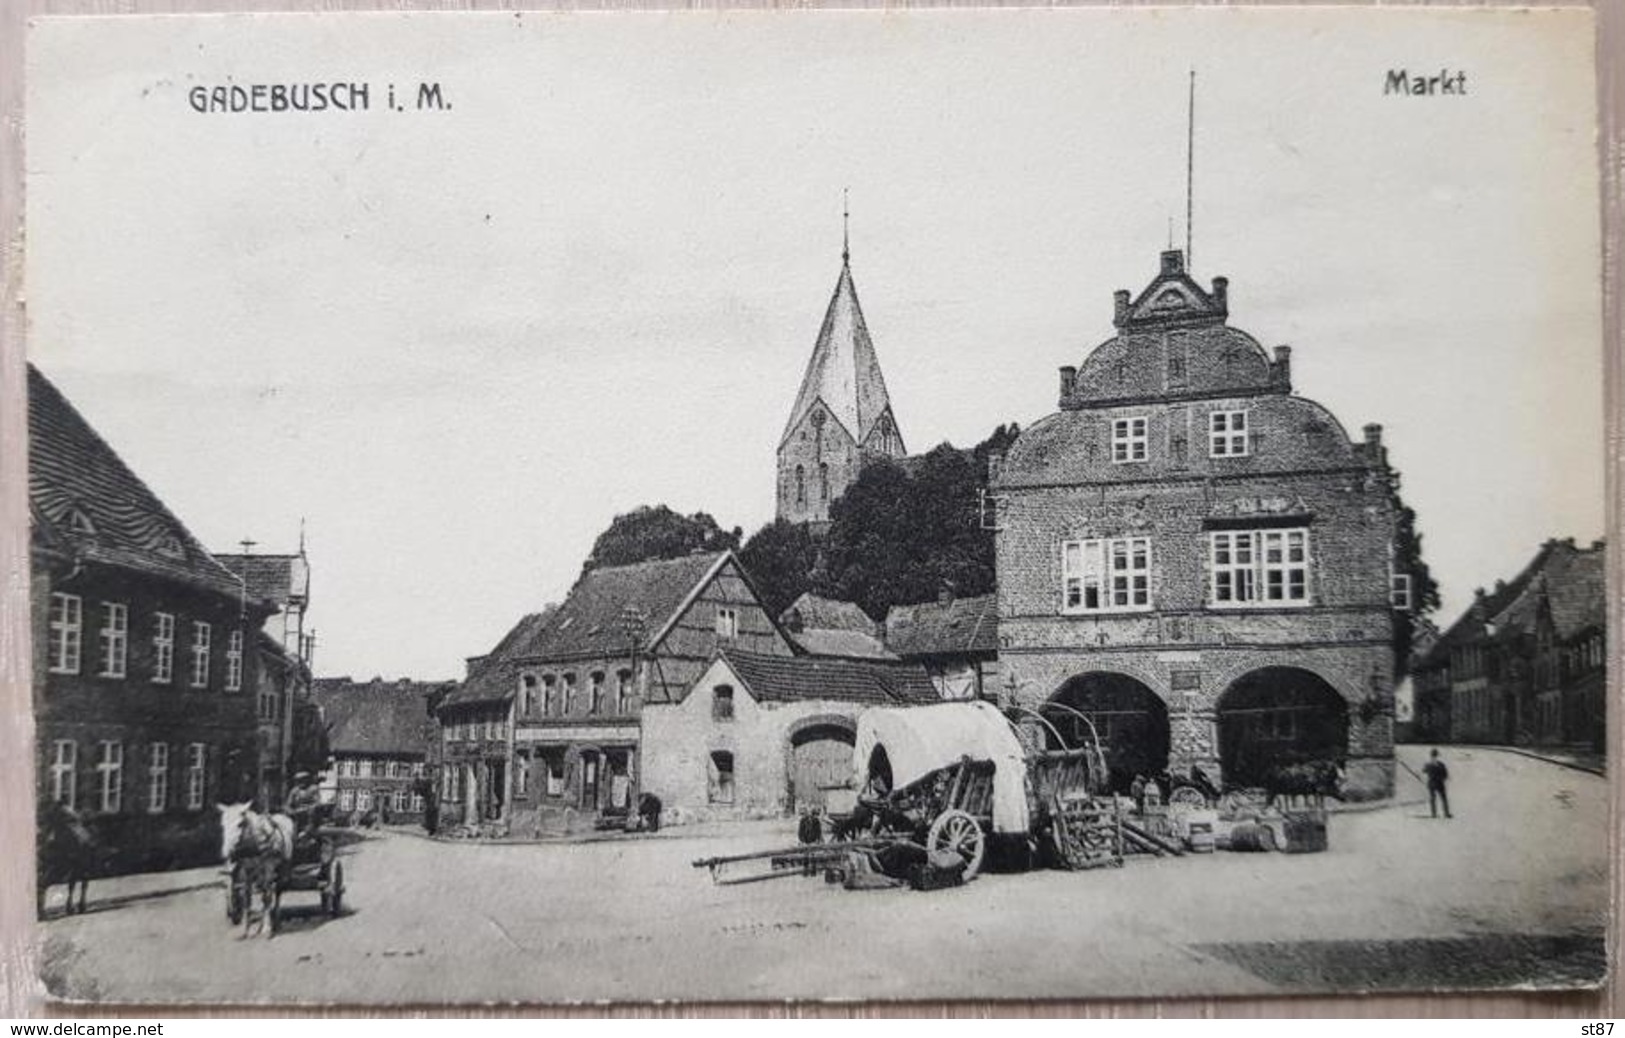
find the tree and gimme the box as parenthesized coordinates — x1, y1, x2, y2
(738, 519, 821, 618)
(1391, 500, 1442, 674)
(584, 505, 741, 571)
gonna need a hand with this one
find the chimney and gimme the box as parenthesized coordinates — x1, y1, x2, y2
(1271, 345, 1292, 387)
(1591, 539, 1606, 551)
(782, 607, 804, 634)
(1160, 249, 1185, 275)
(1211, 276, 1229, 311)
(1363, 423, 1384, 447)
(1059, 365, 1077, 402)
(1113, 290, 1130, 326)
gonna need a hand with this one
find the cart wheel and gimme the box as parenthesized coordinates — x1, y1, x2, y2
(328, 862, 345, 918)
(926, 808, 985, 881)
(226, 864, 246, 925)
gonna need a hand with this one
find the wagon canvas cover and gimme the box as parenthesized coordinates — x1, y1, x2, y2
(852, 701, 1031, 834)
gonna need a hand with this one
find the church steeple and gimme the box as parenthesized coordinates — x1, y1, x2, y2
(776, 214, 906, 525)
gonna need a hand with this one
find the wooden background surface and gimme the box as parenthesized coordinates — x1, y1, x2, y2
(0, 0, 1619, 1019)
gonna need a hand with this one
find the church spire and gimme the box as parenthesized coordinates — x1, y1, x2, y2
(842, 187, 851, 266)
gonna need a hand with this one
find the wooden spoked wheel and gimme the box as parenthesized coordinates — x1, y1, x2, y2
(926, 808, 986, 881)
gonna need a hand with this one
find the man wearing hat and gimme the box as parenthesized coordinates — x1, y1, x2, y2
(284, 771, 321, 836)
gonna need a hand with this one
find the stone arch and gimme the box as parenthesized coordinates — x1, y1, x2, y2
(785, 714, 857, 813)
(1045, 672, 1170, 794)
(1216, 667, 1350, 787)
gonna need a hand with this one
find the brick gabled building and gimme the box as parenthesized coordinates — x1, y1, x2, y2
(440, 550, 795, 834)
(312, 677, 448, 824)
(991, 250, 1402, 799)
(29, 364, 275, 873)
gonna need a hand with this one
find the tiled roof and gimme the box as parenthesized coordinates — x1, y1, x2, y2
(313, 678, 450, 756)
(441, 609, 556, 709)
(721, 649, 939, 706)
(215, 553, 309, 609)
(885, 593, 999, 658)
(28, 365, 254, 603)
(787, 629, 896, 660)
(1421, 539, 1607, 666)
(522, 552, 728, 660)
(779, 259, 903, 452)
(780, 593, 876, 635)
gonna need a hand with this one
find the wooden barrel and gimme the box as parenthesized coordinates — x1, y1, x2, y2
(1224, 821, 1278, 853)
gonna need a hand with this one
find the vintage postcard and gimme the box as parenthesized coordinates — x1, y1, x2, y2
(19, 5, 1609, 1005)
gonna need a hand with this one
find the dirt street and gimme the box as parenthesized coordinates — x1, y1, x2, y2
(36, 746, 1608, 1004)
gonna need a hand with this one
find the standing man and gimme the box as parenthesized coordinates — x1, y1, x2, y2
(1423, 748, 1452, 819)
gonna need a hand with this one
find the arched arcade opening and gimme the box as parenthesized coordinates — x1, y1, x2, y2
(1217, 667, 1350, 787)
(1045, 673, 1169, 794)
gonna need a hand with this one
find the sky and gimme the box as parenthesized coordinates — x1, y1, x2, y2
(25, 7, 1604, 681)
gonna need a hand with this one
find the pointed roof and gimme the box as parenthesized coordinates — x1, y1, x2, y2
(28, 364, 255, 603)
(780, 259, 903, 451)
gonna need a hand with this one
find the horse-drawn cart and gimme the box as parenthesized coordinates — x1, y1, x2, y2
(695, 701, 1122, 887)
(223, 808, 346, 934)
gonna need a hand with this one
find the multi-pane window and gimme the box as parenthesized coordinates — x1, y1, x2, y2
(185, 743, 207, 809)
(225, 629, 243, 691)
(98, 602, 128, 678)
(96, 741, 123, 813)
(340, 789, 356, 812)
(716, 608, 739, 640)
(147, 743, 169, 813)
(1209, 411, 1250, 457)
(616, 669, 633, 714)
(519, 673, 538, 715)
(589, 672, 605, 715)
(1061, 538, 1152, 613)
(543, 676, 558, 716)
(152, 613, 175, 684)
(190, 622, 211, 688)
(1110, 417, 1148, 463)
(357, 759, 373, 778)
(1210, 529, 1311, 606)
(48, 594, 82, 674)
(712, 685, 735, 721)
(50, 741, 77, 808)
(1390, 573, 1413, 612)
(356, 789, 373, 812)
(258, 686, 280, 722)
(411, 791, 425, 813)
(393, 789, 411, 813)
(563, 674, 578, 715)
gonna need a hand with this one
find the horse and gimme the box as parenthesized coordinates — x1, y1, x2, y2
(1259, 760, 1348, 811)
(218, 802, 295, 938)
(37, 801, 100, 919)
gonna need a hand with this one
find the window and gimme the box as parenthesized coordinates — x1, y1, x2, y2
(357, 789, 373, 811)
(514, 752, 531, 798)
(795, 465, 806, 505)
(1390, 573, 1413, 612)
(190, 622, 211, 688)
(147, 743, 169, 813)
(185, 744, 207, 808)
(358, 759, 373, 778)
(520, 673, 538, 715)
(563, 673, 578, 715)
(545, 754, 565, 797)
(225, 629, 243, 691)
(716, 608, 739, 640)
(393, 788, 410, 813)
(48, 594, 82, 674)
(708, 751, 735, 804)
(98, 602, 128, 678)
(1061, 538, 1152, 613)
(616, 669, 633, 713)
(340, 789, 356, 812)
(1111, 417, 1148, 463)
(589, 672, 605, 715)
(152, 613, 175, 684)
(542, 676, 558, 716)
(258, 686, 280, 723)
(712, 684, 735, 722)
(819, 462, 830, 502)
(1210, 529, 1311, 606)
(1210, 410, 1250, 457)
(411, 791, 425, 813)
(96, 741, 123, 813)
(50, 741, 77, 808)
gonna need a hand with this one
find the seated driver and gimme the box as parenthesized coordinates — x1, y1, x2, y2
(284, 772, 321, 837)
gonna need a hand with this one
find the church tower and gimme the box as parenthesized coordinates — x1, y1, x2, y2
(776, 234, 906, 526)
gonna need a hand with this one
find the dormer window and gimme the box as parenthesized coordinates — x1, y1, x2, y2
(1111, 417, 1148, 463)
(157, 533, 186, 558)
(1210, 411, 1250, 457)
(68, 508, 96, 535)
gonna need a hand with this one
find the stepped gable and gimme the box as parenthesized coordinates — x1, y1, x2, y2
(780, 259, 903, 453)
(28, 364, 252, 602)
(718, 648, 939, 706)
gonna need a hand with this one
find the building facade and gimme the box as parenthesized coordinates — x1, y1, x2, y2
(1412, 538, 1606, 753)
(777, 246, 907, 526)
(991, 250, 1402, 799)
(30, 365, 273, 873)
(440, 551, 796, 834)
(884, 591, 1001, 701)
(642, 649, 941, 823)
(312, 678, 448, 824)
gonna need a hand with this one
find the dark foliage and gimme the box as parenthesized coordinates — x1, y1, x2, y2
(585, 505, 741, 572)
(738, 519, 821, 618)
(1392, 501, 1442, 675)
